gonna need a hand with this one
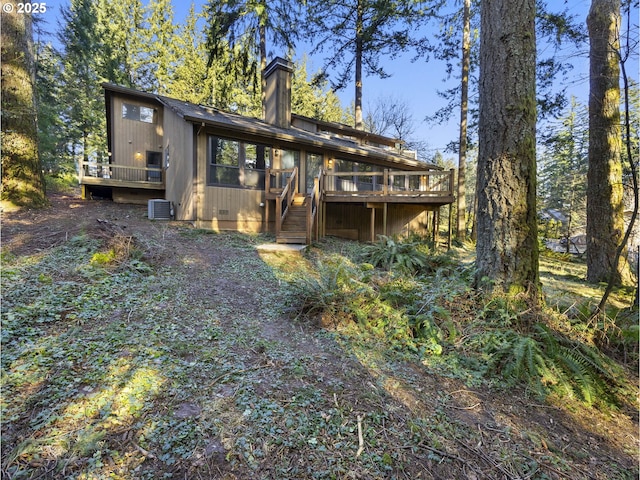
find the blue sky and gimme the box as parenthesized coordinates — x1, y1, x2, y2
(37, 1, 637, 158)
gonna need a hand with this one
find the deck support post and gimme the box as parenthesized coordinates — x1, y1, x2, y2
(447, 204, 453, 250)
(433, 209, 439, 249)
(383, 203, 388, 236)
(322, 202, 327, 237)
(370, 207, 375, 242)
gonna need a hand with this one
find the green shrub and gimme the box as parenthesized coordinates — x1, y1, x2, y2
(90, 249, 116, 266)
(288, 256, 374, 323)
(45, 172, 78, 193)
(361, 235, 428, 273)
(361, 235, 458, 276)
(290, 242, 632, 407)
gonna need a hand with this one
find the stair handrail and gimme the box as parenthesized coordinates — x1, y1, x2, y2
(307, 168, 323, 243)
(275, 167, 298, 238)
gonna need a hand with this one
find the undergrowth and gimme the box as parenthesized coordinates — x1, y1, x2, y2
(3, 214, 637, 479)
(289, 236, 638, 409)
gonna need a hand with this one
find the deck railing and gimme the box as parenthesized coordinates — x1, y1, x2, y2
(79, 162, 165, 185)
(266, 167, 297, 196)
(324, 168, 454, 197)
(307, 169, 323, 243)
(273, 167, 299, 238)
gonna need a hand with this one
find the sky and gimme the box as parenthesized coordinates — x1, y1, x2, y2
(35, 0, 638, 159)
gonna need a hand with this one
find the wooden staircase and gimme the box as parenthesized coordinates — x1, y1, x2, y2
(277, 193, 309, 244)
(269, 167, 321, 246)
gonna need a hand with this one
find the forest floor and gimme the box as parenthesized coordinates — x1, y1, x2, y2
(1, 192, 638, 479)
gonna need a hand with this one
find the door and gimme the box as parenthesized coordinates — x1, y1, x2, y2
(146, 151, 162, 182)
(305, 152, 323, 193)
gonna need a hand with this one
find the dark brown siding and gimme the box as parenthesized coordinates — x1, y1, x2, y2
(325, 203, 432, 241)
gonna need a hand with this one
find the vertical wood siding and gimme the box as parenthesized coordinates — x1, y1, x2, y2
(164, 108, 195, 220)
(325, 203, 432, 241)
(196, 132, 266, 232)
(110, 95, 163, 168)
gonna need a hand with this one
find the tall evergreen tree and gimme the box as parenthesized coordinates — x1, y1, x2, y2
(35, 42, 68, 172)
(539, 98, 589, 248)
(96, 0, 144, 87)
(586, 0, 628, 284)
(139, 0, 176, 94)
(456, 0, 471, 242)
(425, 1, 584, 133)
(1, 0, 47, 207)
(204, 0, 301, 118)
(58, 0, 106, 166)
(475, 0, 539, 300)
(304, 0, 435, 130)
(167, 4, 214, 104)
(291, 57, 345, 123)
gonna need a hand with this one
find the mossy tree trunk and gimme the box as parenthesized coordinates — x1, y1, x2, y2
(586, 0, 629, 285)
(1, 0, 47, 207)
(456, 0, 471, 242)
(475, 0, 540, 300)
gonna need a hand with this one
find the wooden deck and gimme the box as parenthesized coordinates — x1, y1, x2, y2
(323, 192, 454, 205)
(266, 167, 455, 244)
(79, 162, 165, 190)
(80, 165, 454, 244)
(267, 168, 455, 206)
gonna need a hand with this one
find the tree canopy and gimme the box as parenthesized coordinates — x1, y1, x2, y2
(303, 0, 437, 129)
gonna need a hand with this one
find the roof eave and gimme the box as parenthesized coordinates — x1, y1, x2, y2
(181, 114, 434, 170)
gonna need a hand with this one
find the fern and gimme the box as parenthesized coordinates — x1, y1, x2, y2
(471, 320, 628, 405)
(509, 336, 542, 380)
(361, 235, 428, 273)
(289, 257, 372, 320)
(555, 346, 600, 405)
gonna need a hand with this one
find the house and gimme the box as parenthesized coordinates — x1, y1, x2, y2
(80, 57, 455, 244)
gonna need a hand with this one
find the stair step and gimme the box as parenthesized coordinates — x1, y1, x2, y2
(286, 218, 306, 223)
(292, 194, 307, 206)
(277, 234, 307, 244)
(278, 194, 310, 244)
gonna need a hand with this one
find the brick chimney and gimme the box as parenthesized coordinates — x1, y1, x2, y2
(263, 57, 293, 128)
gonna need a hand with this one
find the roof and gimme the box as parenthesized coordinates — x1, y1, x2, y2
(102, 83, 437, 171)
(291, 113, 401, 149)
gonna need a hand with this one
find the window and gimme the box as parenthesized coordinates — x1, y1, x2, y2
(281, 149, 300, 170)
(208, 136, 270, 188)
(122, 103, 155, 123)
(333, 159, 383, 192)
(305, 152, 323, 193)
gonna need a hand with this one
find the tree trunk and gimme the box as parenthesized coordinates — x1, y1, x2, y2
(456, 0, 471, 242)
(475, 0, 539, 300)
(586, 0, 628, 285)
(354, 0, 364, 130)
(1, 0, 47, 207)
(260, 19, 267, 120)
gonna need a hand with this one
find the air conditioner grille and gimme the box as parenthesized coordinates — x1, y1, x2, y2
(148, 199, 171, 220)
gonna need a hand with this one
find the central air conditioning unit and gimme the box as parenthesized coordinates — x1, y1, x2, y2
(148, 199, 172, 220)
